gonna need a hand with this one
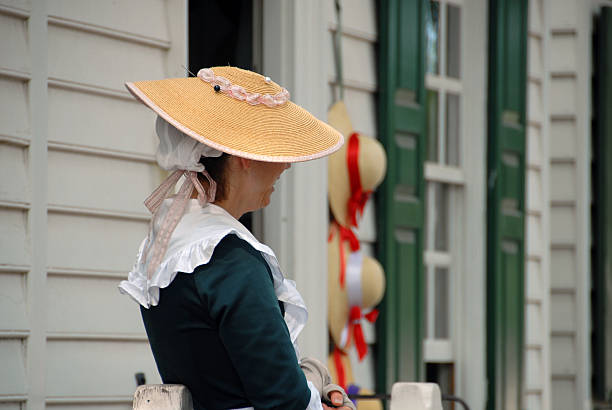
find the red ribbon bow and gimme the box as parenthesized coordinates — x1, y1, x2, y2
(349, 306, 379, 361)
(346, 132, 372, 227)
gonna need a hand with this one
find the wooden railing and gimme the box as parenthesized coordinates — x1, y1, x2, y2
(132, 382, 464, 410)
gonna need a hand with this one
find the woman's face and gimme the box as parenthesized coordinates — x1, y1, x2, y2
(248, 160, 291, 210)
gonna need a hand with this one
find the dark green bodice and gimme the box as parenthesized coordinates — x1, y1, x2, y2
(140, 234, 310, 410)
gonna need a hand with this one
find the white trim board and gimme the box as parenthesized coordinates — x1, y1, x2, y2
(546, 0, 593, 409)
(262, 0, 330, 362)
(455, 0, 488, 407)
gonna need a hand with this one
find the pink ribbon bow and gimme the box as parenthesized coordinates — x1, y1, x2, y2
(141, 169, 217, 280)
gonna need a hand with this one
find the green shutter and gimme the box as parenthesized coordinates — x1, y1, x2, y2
(592, 6, 612, 402)
(486, 0, 528, 409)
(377, 0, 426, 393)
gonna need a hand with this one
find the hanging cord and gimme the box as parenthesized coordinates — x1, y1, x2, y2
(346, 393, 471, 410)
(333, 0, 344, 101)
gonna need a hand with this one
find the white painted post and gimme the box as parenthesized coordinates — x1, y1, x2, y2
(133, 385, 193, 410)
(389, 383, 443, 410)
(262, 0, 330, 363)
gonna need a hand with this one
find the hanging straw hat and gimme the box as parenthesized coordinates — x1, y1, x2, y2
(126, 66, 343, 163)
(352, 388, 383, 410)
(328, 223, 386, 353)
(327, 102, 386, 227)
(328, 349, 355, 389)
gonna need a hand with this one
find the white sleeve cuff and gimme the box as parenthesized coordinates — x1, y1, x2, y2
(305, 380, 325, 410)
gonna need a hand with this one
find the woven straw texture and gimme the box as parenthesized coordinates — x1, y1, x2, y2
(126, 66, 343, 163)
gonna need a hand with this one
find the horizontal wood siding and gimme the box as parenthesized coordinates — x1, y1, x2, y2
(524, 0, 551, 409)
(0, 3, 34, 408)
(547, 0, 591, 409)
(0, 0, 185, 407)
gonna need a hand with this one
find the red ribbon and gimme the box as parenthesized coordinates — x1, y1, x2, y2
(349, 306, 379, 361)
(336, 224, 360, 288)
(346, 133, 372, 227)
(333, 347, 347, 391)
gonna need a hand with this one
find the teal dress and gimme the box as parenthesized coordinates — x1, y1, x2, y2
(140, 234, 311, 410)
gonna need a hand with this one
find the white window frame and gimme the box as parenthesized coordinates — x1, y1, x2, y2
(423, 1, 488, 409)
(423, 0, 466, 364)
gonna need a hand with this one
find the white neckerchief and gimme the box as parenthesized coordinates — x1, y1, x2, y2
(118, 199, 308, 353)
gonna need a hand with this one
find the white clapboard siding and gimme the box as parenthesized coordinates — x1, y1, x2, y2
(524, 0, 552, 409)
(0, 77, 30, 139)
(0, 0, 186, 408)
(0, 2, 34, 409)
(325, 0, 378, 391)
(46, 0, 170, 43)
(546, 0, 591, 409)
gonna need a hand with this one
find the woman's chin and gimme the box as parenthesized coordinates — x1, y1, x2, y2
(259, 192, 273, 209)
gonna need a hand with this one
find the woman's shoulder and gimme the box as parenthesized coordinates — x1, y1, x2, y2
(210, 233, 265, 263)
(193, 233, 273, 283)
(192, 234, 279, 316)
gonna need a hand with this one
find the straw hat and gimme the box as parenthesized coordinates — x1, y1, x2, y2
(328, 223, 386, 351)
(327, 101, 387, 227)
(327, 350, 355, 386)
(126, 66, 343, 163)
(353, 388, 383, 410)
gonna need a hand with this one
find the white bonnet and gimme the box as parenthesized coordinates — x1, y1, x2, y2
(155, 116, 223, 171)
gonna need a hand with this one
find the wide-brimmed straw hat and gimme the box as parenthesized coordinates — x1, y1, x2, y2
(327, 101, 386, 227)
(328, 350, 355, 387)
(328, 223, 386, 352)
(126, 66, 344, 163)
(353, 388, 383, 410)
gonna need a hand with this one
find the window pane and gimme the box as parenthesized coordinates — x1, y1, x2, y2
(426, 1, 440, 74)
(434, 183, 448, 251)
(434, 267, 449, 339)
(446, 93, 460, 166)
(424, 184, 432, 250)
(446, 5, 461, 78)
(426, 363, 455, 410)
(424, 265, 430, 338)
(427, 90, 439, 162)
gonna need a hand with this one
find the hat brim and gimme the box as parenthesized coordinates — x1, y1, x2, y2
(328, 223, 352, 350)
(126, 73, 343, 163)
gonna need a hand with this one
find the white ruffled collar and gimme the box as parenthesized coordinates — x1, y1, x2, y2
(119, 199, 308, 348)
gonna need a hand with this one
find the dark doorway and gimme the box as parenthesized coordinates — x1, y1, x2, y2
(189, 0, 256, 73)
(188, 0, 262, 232)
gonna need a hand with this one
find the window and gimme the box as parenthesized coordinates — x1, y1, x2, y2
(424, 0, 464, 402)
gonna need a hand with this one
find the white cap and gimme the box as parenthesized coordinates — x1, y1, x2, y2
(155, 116, 222, 172)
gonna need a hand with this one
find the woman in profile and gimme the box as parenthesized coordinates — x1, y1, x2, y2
(119, 66, 354, 410)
